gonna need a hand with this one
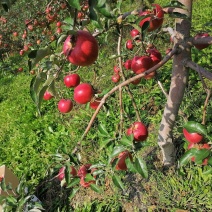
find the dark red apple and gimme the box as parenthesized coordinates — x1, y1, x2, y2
(63, 30, 98, 66)
(113, 65, 120, 74)
(111, 74, 120, 83)
(58, 99, 73, 113)
(183, 128, 204, 143)
(74, 83, 94, 104)
(139, 4, 164, 32)
(89, 98, 102, 110)
(126, 39, 134, 50)
(124, 59, 132, 70)
(130, 29, 140, 39)
(57, 166, 77, 181)
(43, 91, 53, 100)
(64, 73, 80, 88)
(115, 151, 133, 171)
(127, 121, 148, 142)
(17, 67, 23, 72)
(193, 33, 210, 50)
(131, 56, 153, 75)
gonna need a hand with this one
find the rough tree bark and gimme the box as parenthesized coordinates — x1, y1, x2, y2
(158, 0, 192, 166)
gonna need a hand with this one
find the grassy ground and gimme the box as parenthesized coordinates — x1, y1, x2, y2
(0, 0, 212, 211)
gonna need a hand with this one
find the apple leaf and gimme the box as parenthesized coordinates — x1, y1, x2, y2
(65, 164, 71, 185)
(163, 0, 186, 9)
(90, 162, 106, 169)
(98, 124, 110, 137)
(92, 169, 104, 177)
(134, 157, 148, 178)
(168, 12, 188, 19)
(179, 148, 198, 166)
(96, 3, 113, 18)
(0, 177, 6, 191)
(84, 174, 95, 182)
(120, 135, 134, 147)
(67, 0, 80, 10)
(194, 149, 210, 163)
(108, 145, 126, 164)
(90, 184, 102, 193)
(66, 178, 80, 188)
(183, 121, 207, 136)
(112, 174, 125, 191)
(69, 187, 79, 200)
(97, 0, 106, 8)
(125, 157, 137, 173)
(208, 157, 212, 166)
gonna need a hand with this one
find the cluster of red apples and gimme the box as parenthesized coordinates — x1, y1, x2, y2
(183, 127, 211, 165)
(57, 164, 96, 188)
(112, 4, 164, 84)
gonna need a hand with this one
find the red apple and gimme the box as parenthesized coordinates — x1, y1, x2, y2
(183, 128, 204, 143)
(19, 49, 25, 56)
(131, 56, 153, 75)
(193, 33, 210, 50)
(147, 48, 162, 66)
(124, 59, 132, 70)
(13, 32, 18, 37)
(56, 27, 62, 34)
(130, 29, 140, 39)
(58, 99, 73, 113)
(89, 98, 102, 110)
(111, 74, 120, 83)
(127, 121, 148, 142)
(57, 166, 77, 181)
(115, 151, 133, 171)
(74, 83, 94, 104)
(113, 65, 120, 74)
(43, 91, 53, 100)
(63, 30, 98, 66)
(139, 4, 164, 32)
(131, 78, 141, 85)
(56, 21, 62, 27)
(64, 73, 80, 88)
(126, 39, 134, 50)
(17, 67, 23, 72)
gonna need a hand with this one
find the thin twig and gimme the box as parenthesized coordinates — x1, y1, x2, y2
(202, 89, 211, 125)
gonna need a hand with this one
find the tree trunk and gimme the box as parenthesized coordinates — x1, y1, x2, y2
(158, 0, 192, 166)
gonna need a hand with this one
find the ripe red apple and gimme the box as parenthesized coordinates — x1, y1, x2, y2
(13, 32, 18, 37)
(131, 56, 153, 75)
(63, 30, 98, 66)
(19, 49, 25, 56)
(124, 59, 132, 70)
(193, 33, 210, 50)
(57, 166, 77, 181)
(139, 4, 164, 32)
(115, 151, 133, 171)
(74, 83, 94, 104)
(43, 91, 53, 100)
(130, 29, 140, 39)
(89, 98, 102, 110)
(111, 74, 120, 83)
(126, 39, 134, 50)
(147, 48, 162, 66)
(113, 65, 120, 74)
(27, 24, 34, 31)
(56, 27, 62, 34)
(127, 121, 148, 142)
(56, 21, 62, 27)
(58, 99, 73, 113)
(18, 67, 23, 72)
(64, 73, 80, 88)
(183, 128, 204, 143)
(131, 78, 141, 85)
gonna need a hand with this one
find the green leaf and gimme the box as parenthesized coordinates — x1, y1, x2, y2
(28, 47, 52, 70)
(183, 121, 207, 136)
(92, 169, 104, 177)
(208, 157, 212, 166)
(125, 157, 137, 173)
(194, 149, 210, 162)
(112, 174, 125, 190)
(0, 177, 7, 191)
(119, 135, 133, 147)
(90, 163, 106, 169)
(30, 76, 37, 104)
(6, 196, 17, 206)
(67, 0, 80, 10)
(90, 184, 102, 193)
(134, 157, 148, 178)
(98, 124, 110, 137)
(66, 178, 80, 188)
(168, 12, 188, 19)
(96, 3, 113, 18)
(163, 1, 186, 9)
(65, 163, 71, 185)
(69, 187, 79, 200)
(108, 145, 126, 163)
(97, 0, 106, 8)
(179, 148, 198, 166)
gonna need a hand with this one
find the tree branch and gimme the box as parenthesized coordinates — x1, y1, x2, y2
(184, 60, 212, 80)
